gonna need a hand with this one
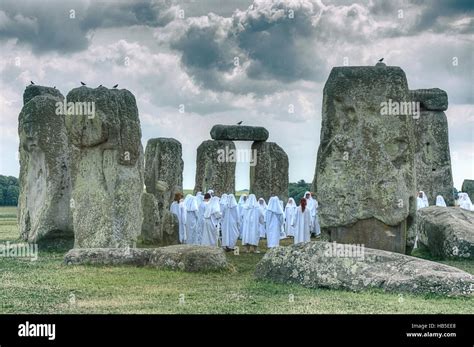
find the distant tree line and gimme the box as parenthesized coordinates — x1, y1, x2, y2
(0, 175, 19, 206)
(288, 180, 312, 203)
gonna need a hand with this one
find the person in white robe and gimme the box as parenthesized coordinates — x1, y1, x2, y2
(221, 194, 240, 251)
(170, 192, 186, 243)
(458, 192, 474, 211)
(201, 196, 221, 246)
(304, 191, 316, 234)
(184, 194, 199, 244)
(416, 191, 429, 209)
(284, 198, 297, 237)
(196, 192, 204, 205)
(312, 195, 321, 237)
(292, 198, 312, 244)
(197, 193, 211, 244)
(237, 194, 248, 238)
(220, 194, 228, 219)
(207, 189, 214, 197)
(435, 195, 447, 207)
(265, 196, 284, 248)
(258, 198, 267, 238)
(241, 194, 261, 253)
(279, 200, 286, 239)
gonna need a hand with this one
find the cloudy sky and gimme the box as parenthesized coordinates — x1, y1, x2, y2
(0, 0, 472, 190)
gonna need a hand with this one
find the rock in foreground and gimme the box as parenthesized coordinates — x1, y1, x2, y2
(255, 241, 473, 297)
(64, 245, 228, 272)
(416, 206, 474, 259)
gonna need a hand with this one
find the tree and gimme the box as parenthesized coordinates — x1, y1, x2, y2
(0, 175, 19, 206)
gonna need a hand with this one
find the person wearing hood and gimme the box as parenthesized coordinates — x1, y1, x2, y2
(284, 198, 297, 237)
(416, 191, 429, 210)
(241, 194, 261, 253)
(237, 194, 248, 238)
(220, 194, 229, 219)
(197, 193, 211, 244)
(207, 189, 214, 197)
(312, 194, 321, 237)
(184, 194, 200, 244)
(221, 194, 240, 251)
(265, 196, 284, 248)
(170, 192, 186, 243)
(303, 191, 316, 235)
(435, 195, 447, 207)
(458, 192, 474, 211)
(292, 198, 312, 244)
(201, 196, 222, 246)
(258, 198, 267, 239)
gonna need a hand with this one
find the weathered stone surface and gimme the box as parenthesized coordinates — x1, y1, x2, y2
(312, 66, 417, 253)
(18, 85, 73, 242)
(413, 109, 454, 206)
(410, 88, 448, 111)
(160, 210, 180, 246)
(23, 85, 63, 105)
(144, 138, 183, 217)
(210, 124, 269, 141)
(64, 245, 229, 272)
(141, 192, 161, 245)
(250, 141, 289, 202)
(462, 179, 474, 201)
(65, 86, 143, 248)
(416, 206, 474, 259)
(194, 140, 235, 196)
(255, 241, 473, 297)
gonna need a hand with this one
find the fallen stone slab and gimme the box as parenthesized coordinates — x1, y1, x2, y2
(255, 241, 473, 297)
(64, 245, 228, 272)
(210, 124, 269, 141)
(416, 206, 474, 259)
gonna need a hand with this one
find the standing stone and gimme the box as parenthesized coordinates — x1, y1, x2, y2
(65, 86, 143, 248)
(18, 85, 73, 242)
(461, 179, 474, 201)
(141, 192, 161, 244)
(313, 66, 417, 254)
(411, 89, 454, 206)
(194, 140, 235, 196)
(144, 138, 183, 217)
(160, 211, 180, 246)
(250, 142, 289, 202)
(210, 124, 269, 141)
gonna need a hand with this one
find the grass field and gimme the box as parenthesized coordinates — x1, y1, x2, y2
(0, 206, 472, 314)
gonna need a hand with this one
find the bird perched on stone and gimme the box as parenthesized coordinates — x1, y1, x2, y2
(30, 81, 34, 85)
(80, 81, 86, 86)
(378, 58, 384, 63)
(113, 84, 118, 89)
(237, 121, 243, 125)
(98, 84, 102, 87)
(53, 86, 56, 89)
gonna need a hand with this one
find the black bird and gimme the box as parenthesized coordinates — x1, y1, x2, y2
(237, 121, 243, 125)
(98, 84, 102, 87)
(30, 81, 34, 85)
(378, 58, 384, 62)
(53, 86, 56, 89)
(113, 84, 118, 89)
(80, 81, 86, 86)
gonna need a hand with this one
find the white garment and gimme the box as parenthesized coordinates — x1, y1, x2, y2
(284, 198, 297, 237)
(420, 191, 429, 207)
(313, 198, 321, 236)
(201, 197, 221, 246)
(458, 192, 474, 211)
(237, 194, 248, 236)
(435, 195, 447, 207)
(265, 196, 284, 248)
(197, 200, 208, 244)
(292, 205, 312, 244)
(220, 194, 228, 220)
(417, 191, 429, 209)
(221, 194, 240, 248)
(304, 191, 316, 233)
(258, 198, 267, 238)
(170, 200, 186, 243)
(184, 195, 199, 244)
(241, 194, 260, 246)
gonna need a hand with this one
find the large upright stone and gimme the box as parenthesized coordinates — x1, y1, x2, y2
(462, 180, 474, 201)
(412, 89, 454, 206)
(18, 85, 73, 242)
(313, 66, 417, 254)
(141, 192, 161, 245)
(65, 86, 143, 248)
(194, 140, 236, 196)
(210, 124, 269, 141)
(250, 142, 288, 202)
(144, 138, 183, 216)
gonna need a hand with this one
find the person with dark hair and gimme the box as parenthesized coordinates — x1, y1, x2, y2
(292, 198, 312, 244)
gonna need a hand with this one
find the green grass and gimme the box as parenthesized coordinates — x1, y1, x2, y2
(0, 206, 472, 314)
